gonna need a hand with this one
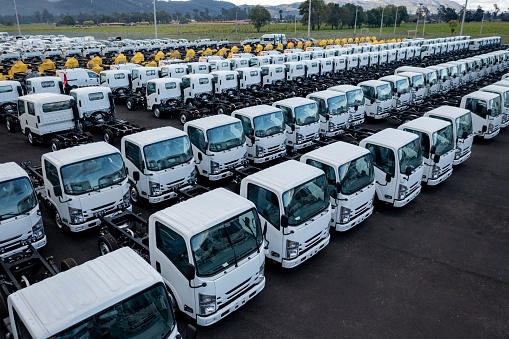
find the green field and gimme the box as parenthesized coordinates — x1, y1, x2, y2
(2, 21, 508, 44)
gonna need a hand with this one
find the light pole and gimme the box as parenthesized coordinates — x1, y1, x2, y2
(295, 15, 297, 36)
(13, 0, 21, 36)
(354, 7, 358, 35)
(422, 6, 426, 37)
(235, 11, 238, 38)
(379, 6, 385, 37)
(394, 6, 398, 34)
(480, 11, 484, 34)
(307, 0, 311, 40)
(153, 0, 158, 39)
(460, 0, 468, 36)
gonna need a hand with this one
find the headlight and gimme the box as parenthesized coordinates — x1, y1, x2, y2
(199, 293, 217, 316)
(455, 147, 462, 159)
(190, 168, 198, 182)
(432, 165, 440, 179)
(149, 181, 161, 196)
(328, 121, 335, 130)
(255, 145, 264, 157)
(68, 207, 84, 224)
(286, 239, 299, 259)
(296, 133, 304, 143)
(32, 218, 44, 240)
(487, 123, 494, 133)
(118, 191, 131, 209)
(255, 260, 265, 284)
(210, 161, 220, 174)
(339, 206, 351, 224)
(398, 185, 407, 200)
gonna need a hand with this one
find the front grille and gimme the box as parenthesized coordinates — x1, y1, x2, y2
(90, 201, 116, 212)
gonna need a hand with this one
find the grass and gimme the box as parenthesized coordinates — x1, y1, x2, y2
(1, 21, 508, 44)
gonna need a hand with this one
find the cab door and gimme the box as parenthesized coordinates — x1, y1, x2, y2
(365, 143, 397, 202)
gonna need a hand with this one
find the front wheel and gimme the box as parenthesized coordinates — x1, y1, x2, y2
(54, 209, 70, 233)
(26, 130, 35, 145)
(6, 117, 16, 133)
(60, 258, 78, 271)
(50, 138, 62, 152)
(126, 98, 135, 111)
(153, 106, 163, 119)
(180, 112, 190, 125)
(98, 233, 119, 256)
(103, 129, 115, 144)
(130, 184, 142, 205)
(216, 104, 228, 115)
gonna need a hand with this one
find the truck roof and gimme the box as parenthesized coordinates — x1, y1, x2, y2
(463, 91, 499, 100)
(8, 247, 162, 338)
(151, 188, 255, 237)
(123, 126, 187, 146)
(42, 142, 120, 168)
(232, 104, 281, 118)
(27, 76, 62, 84)
(19, 93, 72, 104)
(361, 128, 419, 149)
(493, 80, 509, 87)
(0, 162, 28, 182)
(328, 84, 360, 92)
(210, 70, 236, 76)
(302, 141, 369, 168)
(70, 86, 110, 95)
(100, 69, 130, 75)
(242, 160, 324, 193)
(399, 116, 451, 133)
(481, 85, 509, 95)
(425, 106, 471, 119)
(185, 114, 240, 130)
(148, 78, 182, 85)
(184, 74, 213, 80)
(307, 90, 345, 100)
(0, 80, 21, 87)
(273, 97, 315, 108)
(358, 79, 389, 87)
(398, 71, 422, 78)
(379, 75, 408, 83)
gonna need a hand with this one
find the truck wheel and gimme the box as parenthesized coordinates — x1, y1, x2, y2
(180, 112, 190, 125)
(54, 210, 70, 233)
(6, 117, 16, 133)
(98, 233, 119, 256)
(103, 129, 115, 144)
(26, 130, 35, 145)
(216, 105, 227, 115)
(126, 98, 135, 111)
(50, 138, 62, 152)
(153, 106, 163, 119)
(130, 184, 141, 205)
(60, 258, 78, 272)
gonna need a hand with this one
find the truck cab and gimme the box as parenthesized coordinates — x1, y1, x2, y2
(240, 160, 331, 268)
(131, 66, 160, 94)
(358, 80, 393, 119)
(306, 90, 349, 138)
(273, 97, 319, 150)
(0, 162, 46, 257)
(99, 69, 131, 96)
(249, 56, 271, 67)
(232, 105, 287, 163)
(379, 75, 412, 110)
(149, 188, 265, 326)
(394, 66, 440, 97)
(122, 126, 196, 204)
(480, 85, 509, 128)
(185, 115, 247, 181)
(424, 106, 475, 166)
(269, 54, 286, 65)
(439, 63, 461, 89)
(0, 80, 23, 118)
(56, 68, 100, 93)
(261, 64, 286, 88)
(283, 62, 306, 82)
(230, 58, 250, 70)
(395, 72, 427, 102)
(237, 67, 262, 90)
(360, 128, 424, 207)
(398, 117, 455, 186)
(460, 91, 503, 139)
(328, 85, 366, 126)
(301, 141, 375, 232)
(160, 64, 188, 79)
(146, 78, 182, 117)
(211, 71, 238, 95)
(69, 86, 115, 129)
(41, 142, 131, 232)
(427, 65, 451, 93)
(302, 60, 320, 80)
(333, 56, 347, 73)
(210, 60, 231, 72)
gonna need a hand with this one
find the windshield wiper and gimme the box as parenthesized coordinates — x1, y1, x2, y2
(223, 225, 239, 268)
(0, 212, 20, 220)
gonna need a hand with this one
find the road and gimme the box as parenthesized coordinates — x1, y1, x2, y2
(1, 98, 508, 338)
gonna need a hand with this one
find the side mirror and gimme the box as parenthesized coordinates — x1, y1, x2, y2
(262, 222, 267, 237)
(429, 145, 436, 155)
(462, 131, 468, 139)
(133, 171, 140, 182)
(385, 172, 392, 183)
(53, 185, 62, 197)
(280, 214, 289, 228)
(198, 152, 203, 161)
(184, 324, 197, 339)
(184, 263, 196, 281)
(433, 154, 440, 163)
(291, 124, 295, 132)
(482, 125, 487, 133)
(405, 166, 413, 176)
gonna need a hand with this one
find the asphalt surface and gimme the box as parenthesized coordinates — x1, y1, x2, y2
(1, 92, 508, 338)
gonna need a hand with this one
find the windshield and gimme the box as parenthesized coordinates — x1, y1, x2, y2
(338, 154, 374, 195)
(456, 113, 473, 138)
(295, 103, 319, 126)
(253, 111, 285, 137)
(191, 208, 262, 276)
(398, 138, 423, 174)
(283, 174, 330, 226)
(396, 79, 410, 94)
(449, 66, 458, 77)
(61, 153, 126, 195)
(377, 84, 392, 101)
(412, 75, 425, 89)
(503, 90, 509, 108)
(53, 283, 175, 339)
(0, 177, 37, 221)
(144, 136, 193, 171)
(433, 125, 454, 156)
(427, 71, 438, 86)
(328, 95, 347, 115)
(490, 97, 502, 117)
(207, 122, 245, 152)
(346, 89, 364, 107)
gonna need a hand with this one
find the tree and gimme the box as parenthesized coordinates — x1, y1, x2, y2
(58, 15, 75, 26)
(34, 11, 42, 23)
(279, 10, 283, 22)
(324, 3, 342, 29)
(493, 4, 500, 19)
(448, 19, 458, 33)
(298, 0, 326, 30)
(83, 20, 94, 26)
(42, 8, 53, 23)
(438, 5, 458, 22)
(157, 10, 170, 24)
(248, 5, 271, 33)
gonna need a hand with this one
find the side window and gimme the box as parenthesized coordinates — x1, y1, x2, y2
(404, 129, 430, 158)
(125, 141, 143, 170)
(305, 159, 336, 196)
(187, 126, 206, 153)
(465, 98, 487, 118)
(13, 308, 33, 339)
(156, 222, 189, 274)
(132, 69, 139, 80)
(310, 97, 326, 116)
(17, 100, 26, 116)
(147, 82, 156, 96)
(366, 143, 395, 177)
(27, 81, 32, 93)
(277, 105, 294, 128)
(247, 184, 280, 229)
(235, 115, 253, 137)
(44, 160, 60, 186)
(27, 102, 35, 116)
(100, 73, 106, 84)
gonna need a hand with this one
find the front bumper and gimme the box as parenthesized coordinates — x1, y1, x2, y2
(453, 149, 471, 166)
(335, 206, 373, 232)
(252, 150, 286, 164)
(0, 236, 47, 259)
(426, 168, 452, 186)
(68, 206, 132, 232)
(282, 235, 330, 269)
(482, 127, 500, 139)
(393, 185, 421, 208)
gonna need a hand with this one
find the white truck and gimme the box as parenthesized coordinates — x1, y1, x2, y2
(328, 85, 366, 126)
(358, 80, 394, 119)
(424, 106, 474, 166)
(25, 77, 64, 95)
(99, 69, 131, 97)
(306, 90, 349, 138)
(0, 80, 23, 126)
(121, 126, 197, 204)
(301, 141, 376, 232)
(131, 66, 160, 94)
(2, 247, 196, 339)
(185, 115, 248, 181)
(394, 66, 440, 97)
(232, 105, 287, 163)
(460, 91, 503, 139)
(379, 75, 412, 110)
(479, 85, 509, 128)
(394, 72, 427, 102)
(98, 188, 266, 326)
(146, 78, 183, 118)
(240, 160, 331, 268)
(55, 68, 100, 93)
(273, 97, 320, 151)
(399, 117, 455, 186)
(160, 64, 188, 78)
(359, 128, 424, 207)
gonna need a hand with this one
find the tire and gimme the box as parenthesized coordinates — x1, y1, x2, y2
(216, 105, 227, 115)
(60, 258, 78, 272)
(54, 209, 70, 233)
(153, 106, 163, 119)
(126, 98, 135, 111)
(26, 130, 35, 145)
(98, 233, 119, 256)
(6, 117, 16, 133)
(50, 138, 62, 152)
(130, 184, 141, 205)
(180, 112, 190, 125)
(103, 129, 115, 144)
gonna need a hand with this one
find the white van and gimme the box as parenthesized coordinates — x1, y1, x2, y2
(26, 77, 64, 95)
(56, 68, 100, 93)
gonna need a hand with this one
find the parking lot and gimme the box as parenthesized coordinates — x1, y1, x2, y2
(1, 98, 508, 337)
